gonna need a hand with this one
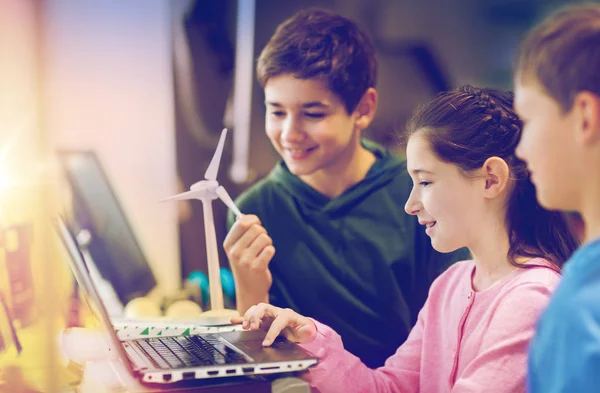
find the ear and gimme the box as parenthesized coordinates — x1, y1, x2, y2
(354, 88, 378, 131)
(481, 157, 510, 199)
(573, 91, 600, 146)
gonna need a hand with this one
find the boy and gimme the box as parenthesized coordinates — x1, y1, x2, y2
(514, 4, 600, 392)
(223, 8, 468, 368)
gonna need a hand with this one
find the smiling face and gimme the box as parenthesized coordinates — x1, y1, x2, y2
(263, 74, 364, 180)
(514, 79, 582, 211)
(404, 133, 485, 253)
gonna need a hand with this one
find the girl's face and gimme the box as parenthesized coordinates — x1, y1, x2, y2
(404, 134, 485, 253)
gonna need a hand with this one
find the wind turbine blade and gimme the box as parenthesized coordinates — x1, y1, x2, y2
(204, 128, 228, 181)
(216, 186, 242, 217)
(159, 188, 209, 202)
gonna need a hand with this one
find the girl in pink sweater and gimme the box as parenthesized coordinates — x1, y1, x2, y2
(232, 86, 579, 392)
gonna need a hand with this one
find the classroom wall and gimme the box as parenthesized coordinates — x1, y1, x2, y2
(41, 0, 180, 295)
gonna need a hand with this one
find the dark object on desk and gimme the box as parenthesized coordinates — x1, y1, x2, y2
(57, 150, 157, 306)
(0, 291, 22, 354)
(65, 282, 82, 328)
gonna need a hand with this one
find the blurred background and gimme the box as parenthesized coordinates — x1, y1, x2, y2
(0, 0, 594, 390)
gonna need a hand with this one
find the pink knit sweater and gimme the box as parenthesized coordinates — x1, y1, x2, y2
(301, 259, 560, 393)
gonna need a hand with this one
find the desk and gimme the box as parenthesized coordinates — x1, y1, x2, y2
(0, 322, 312, 392)
(0, 322, 82, 393)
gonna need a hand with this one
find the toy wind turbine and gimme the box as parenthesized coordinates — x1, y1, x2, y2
(161, 128, 241, 320)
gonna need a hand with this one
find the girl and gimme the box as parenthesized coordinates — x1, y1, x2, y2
(232, 86, 579, 392)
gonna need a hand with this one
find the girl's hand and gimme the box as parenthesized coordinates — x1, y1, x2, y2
(231, 303, 318, 346)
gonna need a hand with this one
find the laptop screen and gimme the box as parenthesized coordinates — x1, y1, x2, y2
(57, 151, 156, 306)
(54, 216, 136, 375)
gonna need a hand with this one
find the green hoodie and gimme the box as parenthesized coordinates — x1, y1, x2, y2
(228, 140, 469, 368)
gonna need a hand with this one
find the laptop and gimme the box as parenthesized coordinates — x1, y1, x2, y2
(54, 216, 318, 384)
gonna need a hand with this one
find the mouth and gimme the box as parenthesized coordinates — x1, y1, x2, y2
(420, 221, 436, 229)
(285, 146, 318, 159)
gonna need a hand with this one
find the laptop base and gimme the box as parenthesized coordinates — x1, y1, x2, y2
(81, 359, 309, 393)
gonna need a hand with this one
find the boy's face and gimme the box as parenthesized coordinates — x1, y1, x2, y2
(514, 79, 582, 211)
(263, 75, 361, 178)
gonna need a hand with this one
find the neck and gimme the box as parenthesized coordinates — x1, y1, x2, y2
(468, 211, 516, 291)
(578, 153, 600, 244)
(300, 139, 376, 199)
(582, 197, 600, 245)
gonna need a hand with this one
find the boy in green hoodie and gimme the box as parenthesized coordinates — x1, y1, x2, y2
(223, 8, 468, 368)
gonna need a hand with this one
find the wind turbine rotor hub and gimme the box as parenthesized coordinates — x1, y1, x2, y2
(191, 179, 219, 190)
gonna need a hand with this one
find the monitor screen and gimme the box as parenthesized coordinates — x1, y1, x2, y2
(58, 151, 156, 305)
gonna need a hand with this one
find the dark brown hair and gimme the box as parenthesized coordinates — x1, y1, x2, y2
(404, 85, 579, 271)
(256, 8, 377, 114)
(515, 3, 600, 112)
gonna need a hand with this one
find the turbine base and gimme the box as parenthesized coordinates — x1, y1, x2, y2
(195, 308, 239, 326)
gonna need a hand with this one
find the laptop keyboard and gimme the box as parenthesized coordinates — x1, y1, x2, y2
(135, 335, 247, 370)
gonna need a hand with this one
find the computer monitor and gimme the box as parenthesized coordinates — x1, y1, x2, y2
(57, 150, 156, 306)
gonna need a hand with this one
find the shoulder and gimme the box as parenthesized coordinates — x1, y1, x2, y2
(563, 239, 600, 281)
(362, 139, 408, 175)
(488, 260, 561, 312)
(370, 149, 412, 197)
(505, 259, 561, 295)
(530, 253, 600, 387)
(550, 281, 600, 324)
(543, 251, 600, 324)
(471, 263, 560, 342)
(486, 261, 561, 326)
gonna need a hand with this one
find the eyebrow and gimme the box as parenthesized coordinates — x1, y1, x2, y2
(265, 101, 329, 109)
(408, 168, 434, 176)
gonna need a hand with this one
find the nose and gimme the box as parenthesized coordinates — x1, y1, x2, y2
(515, 122, 532, 163)
(281, 116, 305, 143)
(515, 135, 526, 162)
(404, 187, 420, 216)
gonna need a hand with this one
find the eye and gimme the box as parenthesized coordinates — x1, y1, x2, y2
(304, 112, 325, 119)
(270, 111, 286, 118)
(419, 181, 431, 188)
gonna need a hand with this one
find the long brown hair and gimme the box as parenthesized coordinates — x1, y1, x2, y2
(404, 85, 579, 271)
